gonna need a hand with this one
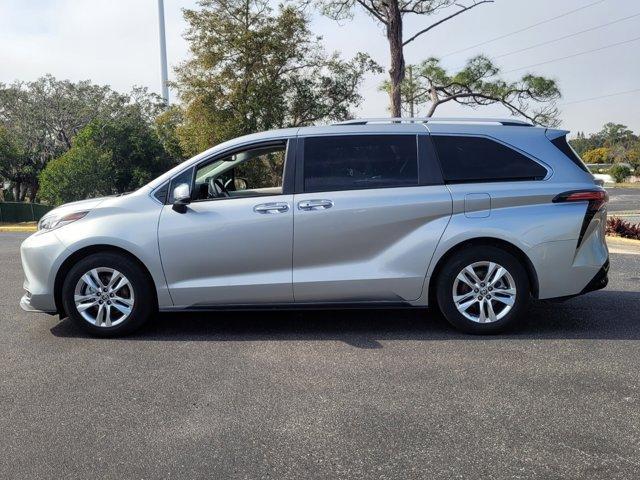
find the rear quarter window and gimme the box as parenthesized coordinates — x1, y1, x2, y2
(432, 135, 548, 183)
(551, 135, 591, 174)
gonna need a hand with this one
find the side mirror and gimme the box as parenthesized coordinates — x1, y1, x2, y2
(172, 183, 191, 213)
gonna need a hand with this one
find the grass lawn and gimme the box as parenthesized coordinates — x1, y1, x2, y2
(0, 222, 37, 233)
(606, 182, 640, 189)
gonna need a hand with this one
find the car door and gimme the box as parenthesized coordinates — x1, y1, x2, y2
(292, 131, 452, 303)
(158, 139, 296, 308)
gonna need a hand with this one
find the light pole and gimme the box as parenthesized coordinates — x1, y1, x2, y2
(157, 0, 169, 104)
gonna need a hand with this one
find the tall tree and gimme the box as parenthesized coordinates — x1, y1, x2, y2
(0, 77, 171, 201)
(0, 76, 129, 200)
(38, 99, 175, 206)
(173, 0, 380, 156)
(383, 56, 561, 126)
(0, 125, 28, 201)
(317, 0, 492, 116)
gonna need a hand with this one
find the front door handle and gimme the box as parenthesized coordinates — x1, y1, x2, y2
(253, 202, 289, 214)
(298, 199, 334, 211)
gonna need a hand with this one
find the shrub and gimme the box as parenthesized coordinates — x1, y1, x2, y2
(608, 164, 632, 183)
(582, 147, 612, 164)
(606, 217, 640, 240)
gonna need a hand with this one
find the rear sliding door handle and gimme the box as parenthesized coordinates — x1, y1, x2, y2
(253, 202, 289, 214)
(298, 199, 334, 211)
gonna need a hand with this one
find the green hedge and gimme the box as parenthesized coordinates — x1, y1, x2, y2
(0, 202, 53, 223)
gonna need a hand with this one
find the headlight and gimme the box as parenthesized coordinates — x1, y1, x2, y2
(38, 211, 89, 231)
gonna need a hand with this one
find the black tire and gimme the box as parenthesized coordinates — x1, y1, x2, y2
(61, 252, 155, 337)
(436, 246, 530, 334)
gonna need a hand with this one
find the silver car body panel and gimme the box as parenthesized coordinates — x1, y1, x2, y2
(293, 185, 452, 303)
(158, 194, 294, 307)
(20, 119, 608, 314)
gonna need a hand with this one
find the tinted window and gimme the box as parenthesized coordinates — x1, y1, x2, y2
(304, 135, 418, 192)
(432, 135, 547, 183)
(153, 182, 169, 203)
(551, 135, 590, 173)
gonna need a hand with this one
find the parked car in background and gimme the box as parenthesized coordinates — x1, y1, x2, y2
(20, 118, 609, 335)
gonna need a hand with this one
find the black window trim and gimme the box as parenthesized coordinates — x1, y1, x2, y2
(157, 138, 295, 205)
(430, 133, 552, 185)
(295, 133, 443, 194)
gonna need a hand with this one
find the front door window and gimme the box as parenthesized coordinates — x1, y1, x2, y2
(192, 144, 286, 201)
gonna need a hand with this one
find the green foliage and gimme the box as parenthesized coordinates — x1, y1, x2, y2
(570, 123, 640, 172)
(38, 140, 115, 205)
(597, 123, 635, 148)
(155, 106, 186, 161)
(384, 56, 561, 126)
(173, 0, 379, 156)
(582, 147, 612, 164)
(0, 76, 171, 201)
(609, 164, 632, 183)
(38, 111, 174, 205)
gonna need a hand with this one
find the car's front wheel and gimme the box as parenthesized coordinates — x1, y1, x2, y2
(436, 246, 530, 334)
(61, 252, 154, 337)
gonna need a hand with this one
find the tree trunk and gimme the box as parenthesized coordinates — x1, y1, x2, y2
(12, 181, 21, 202)
(28, 183, 38, 203)
(427, 83, 439, 117)
(19, 183, 27, 202)
(385, 1, 404, 117)
(407, 65, 414, 117)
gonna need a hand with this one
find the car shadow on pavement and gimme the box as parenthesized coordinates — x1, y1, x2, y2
(50, 290, 640, 348)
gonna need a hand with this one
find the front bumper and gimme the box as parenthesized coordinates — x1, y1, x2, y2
(20, 291, 56, 314)
(20, 231, 68, 314)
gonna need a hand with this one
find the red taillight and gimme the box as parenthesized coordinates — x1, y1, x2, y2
(553, 189, 608, 249)
(553, 189, 608, 211)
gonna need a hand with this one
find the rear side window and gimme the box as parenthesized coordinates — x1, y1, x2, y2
(432, 135, 548, 183)
(551, 135, 590, 173)
(303, 135, 418, 192)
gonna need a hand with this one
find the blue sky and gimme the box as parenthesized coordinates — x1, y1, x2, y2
(1, 0, 639, 134)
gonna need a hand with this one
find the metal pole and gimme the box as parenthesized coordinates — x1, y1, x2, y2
(157, 0, 169, 104)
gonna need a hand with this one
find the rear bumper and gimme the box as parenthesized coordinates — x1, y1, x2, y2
(580, 258, 609, 294)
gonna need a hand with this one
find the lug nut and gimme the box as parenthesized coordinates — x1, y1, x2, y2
(487, 294, 492, 299)
(488, 286, 493, 291)
(107, 301, 111, 305)
(98, 300, 103, 304)
(480, 283, 485, 287)
(110, 293, 114, 297)
(478, 295, 483, 300)
(474, 288, 479, 293)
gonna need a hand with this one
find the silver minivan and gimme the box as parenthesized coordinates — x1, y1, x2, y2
(20, 118, 609, 335)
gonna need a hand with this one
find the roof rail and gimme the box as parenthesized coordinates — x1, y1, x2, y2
(333, 117, 533, 127)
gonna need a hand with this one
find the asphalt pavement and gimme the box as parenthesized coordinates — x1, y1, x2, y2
(1, 232, 639, 479)
(606, 187, 640, 213)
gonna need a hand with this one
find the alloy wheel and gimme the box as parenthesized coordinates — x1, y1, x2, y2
(452, 261, 517, 324)
(74, 267, 135, 328)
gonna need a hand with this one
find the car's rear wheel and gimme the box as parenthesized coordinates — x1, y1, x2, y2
(61, 252, 154, 337)
(436, 246, 530, 334)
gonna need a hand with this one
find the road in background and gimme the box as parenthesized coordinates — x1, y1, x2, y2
(1, 233, 639, 479)
(606, 186, 640, 213)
